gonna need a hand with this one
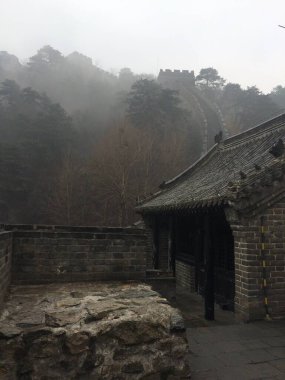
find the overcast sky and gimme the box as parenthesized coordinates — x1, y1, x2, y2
(0, 0, 284, 93)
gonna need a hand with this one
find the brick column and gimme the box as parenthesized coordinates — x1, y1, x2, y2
(142, 216, 156, 269)
(230, 222, 264, 321)
(225, 208, 263, 321)
(226, 198, 285, 321)
(261, 200, 285, 318)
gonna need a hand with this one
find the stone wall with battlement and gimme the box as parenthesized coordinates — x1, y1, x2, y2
(158, 69, 195, 87)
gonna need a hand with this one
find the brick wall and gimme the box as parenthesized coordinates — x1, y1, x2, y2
(229, 199, 285, 321)
(175, 260, 195, 291)
(0, 231, 13, 308)
(158, 221, 170, 270)
(3, 225, 148, 285)
(142, 219, 170, 271)
(142, 222, 154, 269)
(230, 223, 262, 321)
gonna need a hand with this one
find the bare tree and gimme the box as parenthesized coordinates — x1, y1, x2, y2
(45, 150, 91, 225)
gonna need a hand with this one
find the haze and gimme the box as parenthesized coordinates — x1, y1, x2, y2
(0, 0, 284, 93)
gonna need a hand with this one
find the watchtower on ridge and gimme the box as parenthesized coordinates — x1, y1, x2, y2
(157, 69, 195, 89)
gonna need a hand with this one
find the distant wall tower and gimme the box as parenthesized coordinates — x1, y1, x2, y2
(157, 69, 195, 89)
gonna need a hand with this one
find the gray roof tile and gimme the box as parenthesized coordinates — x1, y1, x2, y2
(137, 113, 285, 213)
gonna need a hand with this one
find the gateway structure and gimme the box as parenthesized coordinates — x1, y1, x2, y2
(137, 113, 285, 321)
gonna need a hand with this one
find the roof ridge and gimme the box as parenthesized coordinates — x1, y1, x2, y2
(223, 113, 285, 147)
(164, 113, 285, 186)
(137, 113, 285, 213)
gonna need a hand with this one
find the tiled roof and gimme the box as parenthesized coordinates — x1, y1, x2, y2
(137, 113, 285, 213)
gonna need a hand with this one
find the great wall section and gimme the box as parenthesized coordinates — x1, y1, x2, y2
(157, 69, 229, 155)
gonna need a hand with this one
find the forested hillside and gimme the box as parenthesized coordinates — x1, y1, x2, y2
(0, 46, 284, 225)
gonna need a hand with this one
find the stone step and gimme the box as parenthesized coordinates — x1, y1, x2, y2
(146, 269, 175, 281)
(145, 277, 176, 281)
(146, 269, 174, 276)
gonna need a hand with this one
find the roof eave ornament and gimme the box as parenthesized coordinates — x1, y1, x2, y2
(269, 138, 284, 158)
(214, 131, 223, 144)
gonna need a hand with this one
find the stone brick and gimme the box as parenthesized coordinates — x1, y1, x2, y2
(3, 226, 150, 285)
(228, 198, 285, 321)
(176, 260, 195, 292)
(0, 231, 13, 309)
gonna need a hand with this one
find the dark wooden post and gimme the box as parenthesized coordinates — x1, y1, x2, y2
(204, 214, 215, 320)
(194, 224, 202, 293)
(167, 217, 172, 272)
(171, 216, 176, 276)
(153, 218, 159, 269)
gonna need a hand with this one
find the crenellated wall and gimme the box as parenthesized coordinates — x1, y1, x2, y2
(157, 68, 195, 88)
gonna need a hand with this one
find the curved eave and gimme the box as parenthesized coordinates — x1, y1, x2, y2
(136, 197, 229, 215)
(135, 144, 220, 210)
(162, 112, 285, 188)
(136, 113, 285, 215)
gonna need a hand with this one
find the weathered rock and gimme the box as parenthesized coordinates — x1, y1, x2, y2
(0, 325, 22, 339)
(85, 300, 127, 322)
(65, 331, 90, 354)
(0, 282, 191, 379)
(170, 312, 186, 332)
(122, 361, 144, 373)
(15, 311, 44, 328)
(107, 319, 168, 345)
(45, 307, 85, 327)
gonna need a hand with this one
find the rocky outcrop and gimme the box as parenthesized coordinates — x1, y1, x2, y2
(0, 282, 190, 379)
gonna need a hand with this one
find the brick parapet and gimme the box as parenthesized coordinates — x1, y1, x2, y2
(0, 232, 13, 309)
(11, 227, 148, 284)
(1, 224, 145, 234)
(0, 224, 149, 287)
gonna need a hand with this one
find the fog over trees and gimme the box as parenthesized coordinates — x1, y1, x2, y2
(0, 46, 284, 225)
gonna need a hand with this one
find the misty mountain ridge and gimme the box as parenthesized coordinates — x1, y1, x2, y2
(0, 45, 284, 226)
(1, 46, 284, 133)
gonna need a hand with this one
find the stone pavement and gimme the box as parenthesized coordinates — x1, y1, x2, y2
(187, 321, 285, 380)
(148, 281, 285, 380)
